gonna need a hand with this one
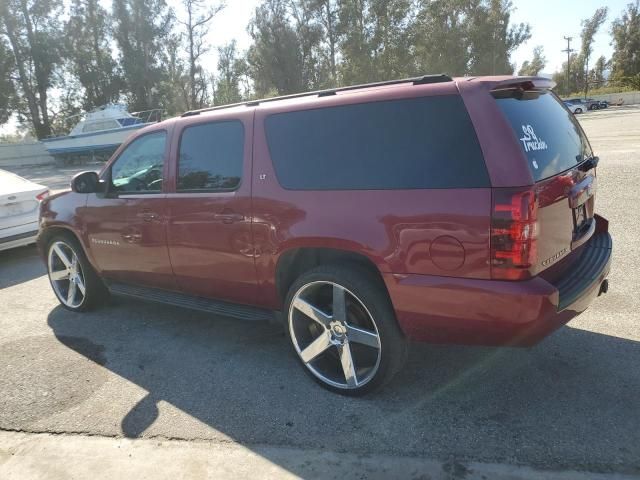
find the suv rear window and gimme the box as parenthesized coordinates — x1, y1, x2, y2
(494, 90, 593, 182)
(265, 95, 489, 190)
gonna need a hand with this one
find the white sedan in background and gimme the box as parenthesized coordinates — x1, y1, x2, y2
(563, 100, 586, 114)
(0, 169, 49, 252)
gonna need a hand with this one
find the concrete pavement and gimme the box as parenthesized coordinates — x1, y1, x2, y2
(1, 431, 638, 480)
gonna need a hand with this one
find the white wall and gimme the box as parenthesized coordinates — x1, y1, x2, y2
(591, 91, 640, 105)
(0, 142, 53, 168)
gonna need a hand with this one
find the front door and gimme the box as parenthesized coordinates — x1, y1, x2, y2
(85, 127, 176, 290)
(166, 115, 258, 304)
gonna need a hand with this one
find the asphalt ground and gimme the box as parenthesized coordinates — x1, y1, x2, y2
(0, 105, 639, 477)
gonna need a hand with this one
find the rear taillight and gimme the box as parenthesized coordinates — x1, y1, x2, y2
(490, 188, 538, 280)
(36, 190, 49, 202)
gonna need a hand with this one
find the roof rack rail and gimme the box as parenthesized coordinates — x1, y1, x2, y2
(181, 74, 452, 117)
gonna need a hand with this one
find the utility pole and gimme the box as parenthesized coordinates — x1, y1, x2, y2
(562, 36, 574, 96)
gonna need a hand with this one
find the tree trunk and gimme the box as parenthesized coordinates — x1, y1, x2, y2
(0, 4, 49, 139)
(188, 3, 196, 109)
(20, 0, 52, 137)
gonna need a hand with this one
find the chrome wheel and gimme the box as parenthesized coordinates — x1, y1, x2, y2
(288, 281, 382, 390)
(48, 241, 86, 309)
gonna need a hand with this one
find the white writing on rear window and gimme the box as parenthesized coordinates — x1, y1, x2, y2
(519, 125, 548, 154)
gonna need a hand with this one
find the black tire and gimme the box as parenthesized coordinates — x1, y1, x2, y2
(575, 108, 583, 114)
(46, 233, 108, 312)
(284, 264, 408, 396)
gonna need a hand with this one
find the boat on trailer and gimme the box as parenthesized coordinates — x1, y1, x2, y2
(41, 104, 162, 164)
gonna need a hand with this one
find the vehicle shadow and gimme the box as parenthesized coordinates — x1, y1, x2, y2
(0, 245, 45, 289)
(46, 300, 640, 474)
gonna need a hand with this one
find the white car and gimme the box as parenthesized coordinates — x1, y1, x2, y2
(0, 169, 49, 252)
(563, 100, 585, 114)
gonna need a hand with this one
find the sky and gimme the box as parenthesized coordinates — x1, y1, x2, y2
(193, 0, 629, 76)
(0, 0, 630, 136)
(509, 0, 629, 74)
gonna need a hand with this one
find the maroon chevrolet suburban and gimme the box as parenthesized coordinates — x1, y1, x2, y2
(38, 75, 612, 395)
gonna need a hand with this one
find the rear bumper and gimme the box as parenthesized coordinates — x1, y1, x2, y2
(384, 221, 612, 347)
(0, 223, 39, 252)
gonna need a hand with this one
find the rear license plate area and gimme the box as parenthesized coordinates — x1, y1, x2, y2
(0, 201, 35, 219)
(572, 204, 588, 234)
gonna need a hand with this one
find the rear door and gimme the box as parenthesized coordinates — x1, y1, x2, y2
(494, 89, 597, 277)
(165, 113, 258, 304)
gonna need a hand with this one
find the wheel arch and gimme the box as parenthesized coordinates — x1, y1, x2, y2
(37, 226, 96, 270)
(275, 247, 388, 304)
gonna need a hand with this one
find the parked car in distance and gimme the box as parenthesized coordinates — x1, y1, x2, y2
(566, 97, 601, 111)
(584, 98, 603, 110)
(38, 75, 613, 395)
(0, 169, 48, 252)
(564, 99, 586, 114)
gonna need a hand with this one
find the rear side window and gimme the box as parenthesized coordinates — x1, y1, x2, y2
(265, 95, 489, 190)
(177, 120, 244, 191)
(494, 90, 593, 182)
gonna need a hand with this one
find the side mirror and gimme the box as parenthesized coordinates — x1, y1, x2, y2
(71, 171, 102, 194)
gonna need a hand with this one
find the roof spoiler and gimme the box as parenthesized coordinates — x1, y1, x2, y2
(491, 76, 556, 92)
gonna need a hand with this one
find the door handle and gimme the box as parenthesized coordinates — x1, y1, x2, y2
(138, 210, 160, 222)
(122, 232, 142, 243)
(212, 212, 244, 224)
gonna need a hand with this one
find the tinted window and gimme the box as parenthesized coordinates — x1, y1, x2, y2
(111, 131, 166, 193)
(495, 91, 592, 182)
(177, 121, 244, 191)
(264, 95, 489, 190)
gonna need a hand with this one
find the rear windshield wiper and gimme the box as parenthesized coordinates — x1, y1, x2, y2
(578, 156, 599, 172)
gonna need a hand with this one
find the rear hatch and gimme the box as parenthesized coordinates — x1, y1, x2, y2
(491, 86, 597, 281)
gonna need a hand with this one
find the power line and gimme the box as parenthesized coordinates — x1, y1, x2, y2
(562, 36, 574, 96)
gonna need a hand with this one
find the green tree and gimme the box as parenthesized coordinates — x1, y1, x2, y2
(310, 0, 340, 85)
(49, 72, 84, 135)
(552, 52, 583, 95)
(610, 1, 640, 82)
(580, 6, 608, 96)
(214, 40, 246, 105)
(368, 0, 414, 79)
(0, 0, 64, 139)
(247, 0, 304, 96)
(66, 0, 123, 111)
(113, 0, 173, 112)
(178, 0, 224, 110)
(336, 0, 372, 84)
(0, 39, 16, 125)
(157, 34, 189, 116)
(468, 0, 531, 75)
(337, 0, 414, 84)
(414, 0, 530, 77)
(413, 0, 470, 76)
(590, 55, 608, 86)
(290, 0, 329, 89)
(518, 45, 546, 76)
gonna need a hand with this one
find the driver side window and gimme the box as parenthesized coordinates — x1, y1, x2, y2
(110, 131, 167, 194)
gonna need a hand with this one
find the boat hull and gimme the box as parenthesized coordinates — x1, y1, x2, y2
(41, 124, 150, 156)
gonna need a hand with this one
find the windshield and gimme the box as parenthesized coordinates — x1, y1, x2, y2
(494, 90, 592, 182)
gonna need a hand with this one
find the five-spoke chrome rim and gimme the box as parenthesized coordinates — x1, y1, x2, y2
(48, 241, 86, 308)
(288, 281, 381, 390)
